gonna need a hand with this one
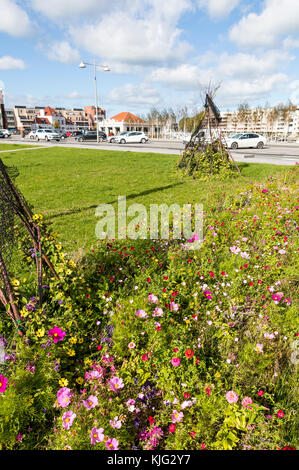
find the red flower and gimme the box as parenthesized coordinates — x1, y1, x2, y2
(185, 349, 194, 358)
(209, 271, 215, 277)
(277, 410, 285, 418)
(173, 348, 179, 352)
(257, 390, 264, 396)
(97, 345, 102, 351)
(201, 442, 207, 450)
(149, 416, 155, 424)
(184, 392, 191, 399)
(147, 278, 151, 283)
(205, 388, 212, 396)
(221, 271, 226, 276)
(190, 431, 196, 439)
(142, 354, 148, 361)
(169, 424, 176, 433)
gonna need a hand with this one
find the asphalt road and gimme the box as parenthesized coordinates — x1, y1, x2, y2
(3, 136, 299, 166)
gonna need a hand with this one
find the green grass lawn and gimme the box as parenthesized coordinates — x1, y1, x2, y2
(1, 146, 290, 253)
(0, 143, 41, 151)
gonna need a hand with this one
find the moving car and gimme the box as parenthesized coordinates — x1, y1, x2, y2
(34, 129, 61, 141)
(225, 133, 267, 149)
(115, 131, 148, 144)
(75, 130, 107, 142)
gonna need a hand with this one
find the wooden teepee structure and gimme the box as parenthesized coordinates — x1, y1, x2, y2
(177, 90, 240, 178)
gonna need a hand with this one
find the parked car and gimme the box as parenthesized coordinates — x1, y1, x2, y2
(34, 129, 61, 141)
(0, 129, 11, 138)
(75, 130, 107, 142)
(108, 132, 128, 143)
(57, 131, 68, 139)
(0, 131, 6, 138)
(28, 130, 37, 139)
(115, 131, 148, 144)
(225, 133, 267, 149)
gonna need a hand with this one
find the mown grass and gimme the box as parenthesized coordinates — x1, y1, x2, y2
(1, 146, 290, 252)
(0, 143, 42, 151)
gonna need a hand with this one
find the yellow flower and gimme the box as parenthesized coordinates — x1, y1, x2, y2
(69, 260, 76, 268)
(69, 337, 77, 344)
(78, 338, 83, 344)
(215, 372, 221, 378)
(12, 279, 20, 287)
(76, 377, 84, 385)
(85, 359, 92, 367)
(36, 328, 45, 338)
(21, 307, 29, 318)
(56, 244, 62, 251)
(59, 378, 68, 387)
(65, 269, 72, 276)
(67, 349, 75, 357)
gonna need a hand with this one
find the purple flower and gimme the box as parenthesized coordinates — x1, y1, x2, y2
(62, 410, 76, 430)
(83, 395, 98, 410)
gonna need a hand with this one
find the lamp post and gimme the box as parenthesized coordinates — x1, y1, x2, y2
(79, 60, 110, 143)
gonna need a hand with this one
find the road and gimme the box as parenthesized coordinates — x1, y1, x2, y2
(3, 136, 299, 166)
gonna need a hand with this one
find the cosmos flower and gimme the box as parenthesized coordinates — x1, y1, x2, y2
(62, 410, 76, 430)
(90, 427, 104, 445)
(109, 376, 124, 392)
(225, 391, 239, 403)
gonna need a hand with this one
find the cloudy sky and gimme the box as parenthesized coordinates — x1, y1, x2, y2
(1, 0, 299, 117)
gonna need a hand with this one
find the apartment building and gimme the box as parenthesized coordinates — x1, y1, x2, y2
(219, 106, 299, 138)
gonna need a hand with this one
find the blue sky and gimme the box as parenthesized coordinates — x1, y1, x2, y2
(1, 0, 299, 118)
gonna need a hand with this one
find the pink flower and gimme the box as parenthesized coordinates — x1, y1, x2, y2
(85, 369, 102, 381)
(83, 395, 98, 410)
(136, 309, 148, 318)
(225, 391, 239, 403)
(204, 290, 212, 300)
(105, 437, 119, 450)
(170, 302, 179, 311)
(57, 387, 72, 408)
(242, 397, 253, 408)
(230, 246, 241, 254)
(62, 410, 76, 430)
(171, 357, 181, 367)
(90, 426, 104, 445)
(128, 342, 136, 349)
(171, 410, 184, 423)
(277, 410, 285, 418)
(169, 423, 176, 433)
(0, 375, 8, 393)
(110, 416, 122, 429)
(188, 234, 199, 243)
(109, 376, 124, 392)
(148, 294, 158, 303)
(153, 307, 163, 317)
(48, 326, 66, 343)
(272, 292, 284, 302)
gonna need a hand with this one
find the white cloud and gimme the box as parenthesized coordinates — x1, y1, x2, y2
(0, 0, 32, 36)
(108, 83, 161, 107)
(150, 64, 211, 90)
(229, 0, 299, 47)
(197, 0, 240, 19)
(30, 0, 111, 21)
(69, 1, 193, 66)
(0, 55, 26, 69)
(283, 36, 299, 49)
(47, 41, 80, 64)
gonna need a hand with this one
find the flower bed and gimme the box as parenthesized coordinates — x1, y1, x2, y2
(0, 169, 298, 450)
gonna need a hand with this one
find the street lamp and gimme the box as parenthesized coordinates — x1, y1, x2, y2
(79, 60, 110, 143)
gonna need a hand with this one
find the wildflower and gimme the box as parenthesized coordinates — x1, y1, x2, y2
(148, 294, 158, 303)
(170, 302, 179, 311)
(153, 307, 163, 317)
(225, 391, 239, 403)
(169, 424, 176, 433)
(48, 326, 66, 343)
(230, 246, 241, 254)
(171, 357, 181, 367)
(76, 377, 84, 385)
(142, 354, 148, 361)
(0, 375, 8, 393)
(16, 433, 24, 441)
(136, 309, 148, 318)
(109, 376, 124, 392)
(59, 378, 68, 387)
(128, 342, 136, 349)
(277, 410, 285, 418)
(83, 395, 98, 410)
(110, 417, 122, 429)
(105, 438, 119, 450)
(90, 427, 104, 445)
(36, 328, 45, 338)
(62, 410, 76, 430)
(255, 343, 264, 353)
(205, 388, 212, 396)
(242, 397, 253, 408)
(257, 390, 264, 397)
(171, 410, 184, 423)
(57, 387, 72, 408)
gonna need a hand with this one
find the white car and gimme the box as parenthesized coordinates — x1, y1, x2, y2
(0, 129, 11, 138)
(107, 132, 127, 143)
(28, 130, 37, 139)
(34, 129, 61, 141)
(115, 131, 148, 144)
(225, 133, 267, 149)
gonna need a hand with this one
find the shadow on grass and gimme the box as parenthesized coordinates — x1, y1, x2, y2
(47, 181, 185, 220)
